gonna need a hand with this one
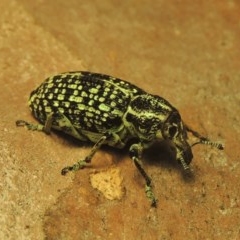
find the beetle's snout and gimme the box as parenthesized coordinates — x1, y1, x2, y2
(181, 146, 193, 165)
(175, 139, 193, 168)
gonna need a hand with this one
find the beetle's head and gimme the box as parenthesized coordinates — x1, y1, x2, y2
(161, 111, 193, 170)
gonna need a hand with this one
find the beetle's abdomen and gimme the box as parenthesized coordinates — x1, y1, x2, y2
(28, 72, 138, 133)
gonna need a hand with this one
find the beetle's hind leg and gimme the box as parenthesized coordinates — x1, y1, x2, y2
(16, 112, 54, 134)
(184, 124, 224, 150)
(16, 112, 88, 141)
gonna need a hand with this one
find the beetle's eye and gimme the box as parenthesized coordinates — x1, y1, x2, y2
(168, 126, 178, 138)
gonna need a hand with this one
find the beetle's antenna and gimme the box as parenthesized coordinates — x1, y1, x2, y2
(191, 140, 224, 150)
(179, 156, 190, 171)
(185, 124, 224, 150)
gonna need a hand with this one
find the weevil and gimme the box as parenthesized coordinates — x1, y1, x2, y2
(16, 71, 224, 207)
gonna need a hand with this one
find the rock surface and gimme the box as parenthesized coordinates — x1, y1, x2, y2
(1, 0, 239, 239)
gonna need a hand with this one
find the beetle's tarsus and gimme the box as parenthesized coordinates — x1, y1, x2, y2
(61, 161, 87, 175)
(145, 185, 157, 207)
(16, 120, 44, 131)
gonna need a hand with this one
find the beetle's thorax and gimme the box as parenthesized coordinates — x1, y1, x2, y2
(123, 94, 174, 143)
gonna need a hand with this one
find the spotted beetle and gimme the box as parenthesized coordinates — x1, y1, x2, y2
(16, 71, 224, 206)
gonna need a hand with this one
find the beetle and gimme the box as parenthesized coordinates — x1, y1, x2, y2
(16, 71, 224, 206)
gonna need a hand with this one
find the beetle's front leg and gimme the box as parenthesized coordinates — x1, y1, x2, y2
(129, 143, 157, 207)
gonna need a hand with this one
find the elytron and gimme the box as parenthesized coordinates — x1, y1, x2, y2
(16, 71, 223, 206)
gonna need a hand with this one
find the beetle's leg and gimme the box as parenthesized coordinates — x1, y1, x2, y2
(16, 113, 88, 141)
(16, 112, 54, 134)
(129, 143, 157, 207)
(184, 124, 224, 150)
(61, 132, 113, 175)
